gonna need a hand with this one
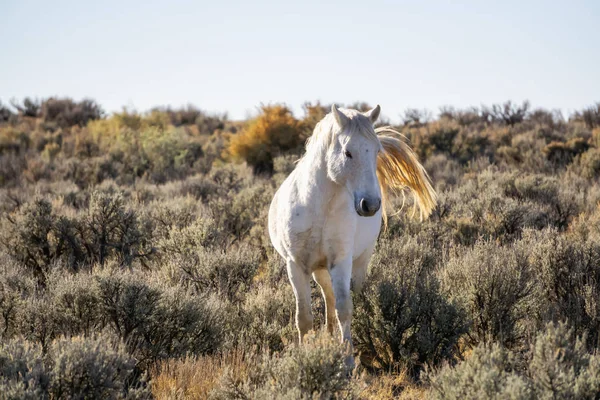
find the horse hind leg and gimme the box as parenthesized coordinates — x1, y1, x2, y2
(286, 260, 313, 343)
(312, 269, 337, 336)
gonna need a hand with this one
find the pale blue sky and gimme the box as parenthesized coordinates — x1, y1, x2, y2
(1, 0, 599, 121)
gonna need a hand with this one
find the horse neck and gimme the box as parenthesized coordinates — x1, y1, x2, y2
(298, 149, 346, 206)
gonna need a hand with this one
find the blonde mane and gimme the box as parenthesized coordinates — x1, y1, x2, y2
(376, 127, 437, 226)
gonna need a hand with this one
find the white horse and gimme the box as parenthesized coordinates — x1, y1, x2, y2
(268, 105, 437, 364)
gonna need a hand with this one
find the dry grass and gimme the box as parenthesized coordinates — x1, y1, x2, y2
(359, 370, 429, 399)
(151, 349, 249, 400)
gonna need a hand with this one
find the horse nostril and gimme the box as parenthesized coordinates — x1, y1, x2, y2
(360, 198, 369, 213)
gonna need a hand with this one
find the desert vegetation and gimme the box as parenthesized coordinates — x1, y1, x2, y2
(1, 97, 600, 398)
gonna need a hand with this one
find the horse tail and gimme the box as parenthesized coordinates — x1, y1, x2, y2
(375, 127, 437, 228)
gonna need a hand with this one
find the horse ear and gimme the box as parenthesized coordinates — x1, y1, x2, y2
(364, 105, 381, 123)
(331, 104, 349, 128)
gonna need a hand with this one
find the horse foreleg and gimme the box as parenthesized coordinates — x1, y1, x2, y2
(286, 260, 313, 343)
(331, 257, 355, 368)
(313, 269, 337, 336)
(351, 244, 376, 294)
(330, 258, 354, 343)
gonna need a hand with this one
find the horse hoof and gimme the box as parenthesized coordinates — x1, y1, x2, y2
(344, 355, 355, 371)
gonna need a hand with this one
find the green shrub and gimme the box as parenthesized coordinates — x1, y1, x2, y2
(573, 102, 600, 129)
(236, 284, 295, 352)
(97, 272, 161, 342)
(529, 322, 600, 399)
(48, 272, 102, 337)
(40, 97, 103, 128)
(97, 272, 224, 366)
(79, 191, 153, 267)
(525, 229, 600, 347)
(427, 343, 532, 400)
(427, 322, 600, 399)
(441, 241, 532, 347)
(353, 237, 466, 375)
(0, 191, 153, 279)
(575, 148, 600, 179)
(543, 138, 590, 167)
(11, 97, 40, 118)
(0, 338, 49, 399)
(0, 262, 35, 340)
(0, 100, 14, 122)
(158, 216, 222, 255)
(163, 243, 260, 302)
(208, 181, 274, 240)
(0, 199, 56, 285)
(48, 335, 147, 399)
(142, 286, 225, 362)
(211, 332, 357, 399)
(485, 100, 530, 126)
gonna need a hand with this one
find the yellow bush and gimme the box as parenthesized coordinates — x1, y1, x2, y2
(226, 105, 303, 173)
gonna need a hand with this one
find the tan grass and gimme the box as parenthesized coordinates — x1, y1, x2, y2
(151, 349, 249, 400)
(359, 369, 428, 400)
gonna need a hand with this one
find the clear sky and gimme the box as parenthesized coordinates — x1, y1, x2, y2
(1, 0, 599, 122)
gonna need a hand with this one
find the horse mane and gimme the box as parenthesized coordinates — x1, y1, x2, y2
(376, 127, 437, 226)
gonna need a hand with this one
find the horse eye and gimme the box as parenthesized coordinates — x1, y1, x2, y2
(344, 150, 352, 159)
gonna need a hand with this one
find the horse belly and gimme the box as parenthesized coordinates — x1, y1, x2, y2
(353, 210, 381, 258)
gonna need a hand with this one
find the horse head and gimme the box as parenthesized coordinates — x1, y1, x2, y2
(328, 104, 383, 217)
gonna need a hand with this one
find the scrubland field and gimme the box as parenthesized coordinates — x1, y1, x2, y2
(1, 98, 600, 399)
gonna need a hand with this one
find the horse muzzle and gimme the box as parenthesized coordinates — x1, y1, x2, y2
(356, 197, 381, 217)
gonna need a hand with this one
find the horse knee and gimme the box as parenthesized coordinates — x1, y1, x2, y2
(335, 294, 353, 321)
(335, 304, 352, 323)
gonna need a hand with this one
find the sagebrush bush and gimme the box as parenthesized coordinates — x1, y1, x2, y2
(159, 219, 260, 301)
(19, 296, 60, 351)
(574, 147, 600, 179)
(236, 284, 295, 352)
(427, 322, 600, 399)
(0, 191, 153, 282)
(441, 240, 532, 347)
(0, 334, 149, 399)
(0, 338, 50, 399)
(528, 322, 600, 399)
(0, 199, 57, 285)
(211, 332, 357, 399)
(427, 343, 531, 400)
(47, 272, 102, 337)
(48, 335, 148, 399)
(353, 237, 466, 375)
(40, 97, 103, 128)
(524, 228, 600, 348)
(97, 271, 224, 366)
(0, 261, 35, 340)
